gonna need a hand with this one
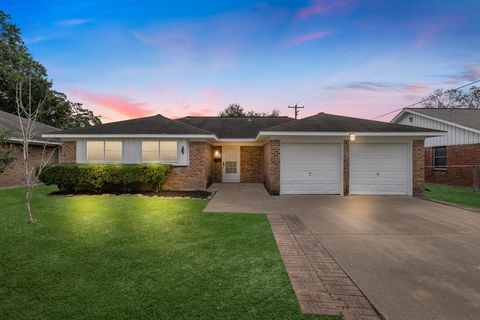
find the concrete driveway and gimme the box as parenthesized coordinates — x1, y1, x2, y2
(205, 183, 480, 320)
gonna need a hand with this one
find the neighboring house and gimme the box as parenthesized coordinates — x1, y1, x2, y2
(0, 110, 61, 187)
(43, 112, 442, 196)
(392, 108, 480, 188)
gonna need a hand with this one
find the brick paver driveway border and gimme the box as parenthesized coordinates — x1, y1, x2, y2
(268, 214, 382, 320)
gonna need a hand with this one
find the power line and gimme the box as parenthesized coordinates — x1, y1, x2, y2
(371, 78, 480, 120)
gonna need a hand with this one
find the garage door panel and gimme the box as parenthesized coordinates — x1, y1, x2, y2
(350, 144, 409, 195)
(281, 143, 341, 194)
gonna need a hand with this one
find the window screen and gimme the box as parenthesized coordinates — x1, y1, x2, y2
(433, 146, 447, 168)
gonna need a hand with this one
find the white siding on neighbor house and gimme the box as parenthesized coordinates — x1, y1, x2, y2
(73, 139, 189, 165)
(397, 113, 480, 147)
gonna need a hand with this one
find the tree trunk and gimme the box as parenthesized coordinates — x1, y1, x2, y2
(25, 188, 33, 224)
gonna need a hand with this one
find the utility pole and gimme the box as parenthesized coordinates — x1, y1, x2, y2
(288, 104, 304, 119)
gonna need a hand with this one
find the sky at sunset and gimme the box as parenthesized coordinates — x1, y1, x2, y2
(4, 0, 480, 122)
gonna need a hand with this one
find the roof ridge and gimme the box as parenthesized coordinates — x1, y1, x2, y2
(177, 115, 292, 119)
(168, 117, 214, 135)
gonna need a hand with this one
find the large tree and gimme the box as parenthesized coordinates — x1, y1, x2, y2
(219, 103, 280, 117)
(421, 86, 480, 109)
(0, 10, 100, 128)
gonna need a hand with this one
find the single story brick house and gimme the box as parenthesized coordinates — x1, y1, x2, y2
(43, 112, 443, 196)
(0, 110, 61, 188)
(392, 108, 480, 188)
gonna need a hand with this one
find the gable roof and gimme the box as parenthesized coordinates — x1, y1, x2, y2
(261, 112, 440, 133)
(177, 116, 293, 139)
(43, 112, 443, 140)
(0, 110, 60, 144)
(394, 108, 480, 132)
(46, 114, 214, 137)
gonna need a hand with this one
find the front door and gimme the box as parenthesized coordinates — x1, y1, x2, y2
(222, 146, 240, 182)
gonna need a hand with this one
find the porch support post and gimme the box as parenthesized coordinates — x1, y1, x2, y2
(343, 140, 350, 196)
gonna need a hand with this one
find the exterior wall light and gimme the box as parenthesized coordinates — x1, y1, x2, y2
(349, 133, 356, 141)
(214, 150, 221, 159)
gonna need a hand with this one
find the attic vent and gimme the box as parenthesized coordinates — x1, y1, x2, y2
(408, 116, 413, 123)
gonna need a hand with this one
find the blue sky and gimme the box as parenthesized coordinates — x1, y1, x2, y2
(4, 0, 480, 121)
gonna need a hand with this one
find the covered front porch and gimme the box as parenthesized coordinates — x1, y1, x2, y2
(211, 145, 265, 184)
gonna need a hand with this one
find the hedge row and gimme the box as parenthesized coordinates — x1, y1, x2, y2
(39, 164, 173, 193)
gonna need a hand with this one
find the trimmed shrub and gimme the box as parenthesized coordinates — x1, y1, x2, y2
(39, 164, 173, 193)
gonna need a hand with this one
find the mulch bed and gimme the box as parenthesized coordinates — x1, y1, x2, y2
(47, 190, 212, 199)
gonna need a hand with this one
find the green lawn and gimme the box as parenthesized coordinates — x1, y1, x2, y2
(0, 185, 334, 320)
(424, 183, 480, 209)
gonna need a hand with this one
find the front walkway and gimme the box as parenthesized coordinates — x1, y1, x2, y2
(205, 183, 278, 213)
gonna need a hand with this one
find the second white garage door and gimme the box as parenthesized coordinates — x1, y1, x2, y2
(281, 143, 342, 194)
(350, 143, 409, 195)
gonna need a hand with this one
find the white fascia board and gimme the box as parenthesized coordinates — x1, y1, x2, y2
(41, 133, 218, 139)
(7, 137, 62, 146)
(395, 109, 480, 135)
(216, 138, 257, 142)
(257, 131, 445, 139)
(390, 109, 408, 123)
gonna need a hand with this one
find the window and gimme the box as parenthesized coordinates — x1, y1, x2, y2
(433, 146, 447, 169)
(160, 141, 177, 161)
(87, 141, 122, 162)
(142, 141, 178, 163)
(142, 141, 159, 162)
(408, 116, 413, 123)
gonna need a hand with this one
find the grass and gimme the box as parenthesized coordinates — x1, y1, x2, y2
(424, 183, 480, 209)
(0, 185, 334, 320)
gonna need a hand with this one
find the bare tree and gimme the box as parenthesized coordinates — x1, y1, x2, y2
(421, 87, 480, 109)
(15, 79, 57, 224)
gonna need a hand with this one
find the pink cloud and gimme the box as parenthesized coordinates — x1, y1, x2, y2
(459, 65, 480, 81)
(204, 88, 222, 102)
(297, 0, 350, 20)
(188, 107, 216, 116)
(314, 83, 430, 121)
(69, 89, 152, 118)
(286, 31, 331, 47)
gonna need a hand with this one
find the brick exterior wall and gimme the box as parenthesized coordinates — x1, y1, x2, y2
(163, 142, 212, 191)
(61, 141, 76, 163)
(343, 140, 349, 195)
(425, 143, 480, 188)
(240, 146, 264, 183)
(0, 143, 59, 188)
(263, 140, 280, 195)
(212, 146, 222, 183)
(413, 140, 425, 194)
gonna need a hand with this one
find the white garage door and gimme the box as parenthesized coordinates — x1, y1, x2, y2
(350, 143, 409, 195)
(281, 143, 342, 194)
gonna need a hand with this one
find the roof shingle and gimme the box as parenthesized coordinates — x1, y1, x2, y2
(54, 114, 213, 135)
(404, 108, 480, 131)
(263, 112, 441, 133)
(0, 110, 59, 143)
(177, 116, 294, 139)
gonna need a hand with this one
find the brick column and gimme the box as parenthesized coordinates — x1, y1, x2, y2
(343, 140, 349, 196)
(412, 140, 425, 194)
(263, 140, 280, 195)
(61, 141, 76, 163)
(240, 146, 264, 183)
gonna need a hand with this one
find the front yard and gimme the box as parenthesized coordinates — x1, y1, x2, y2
(424, 183, 480, 209)
(0, 186, 333, 320)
